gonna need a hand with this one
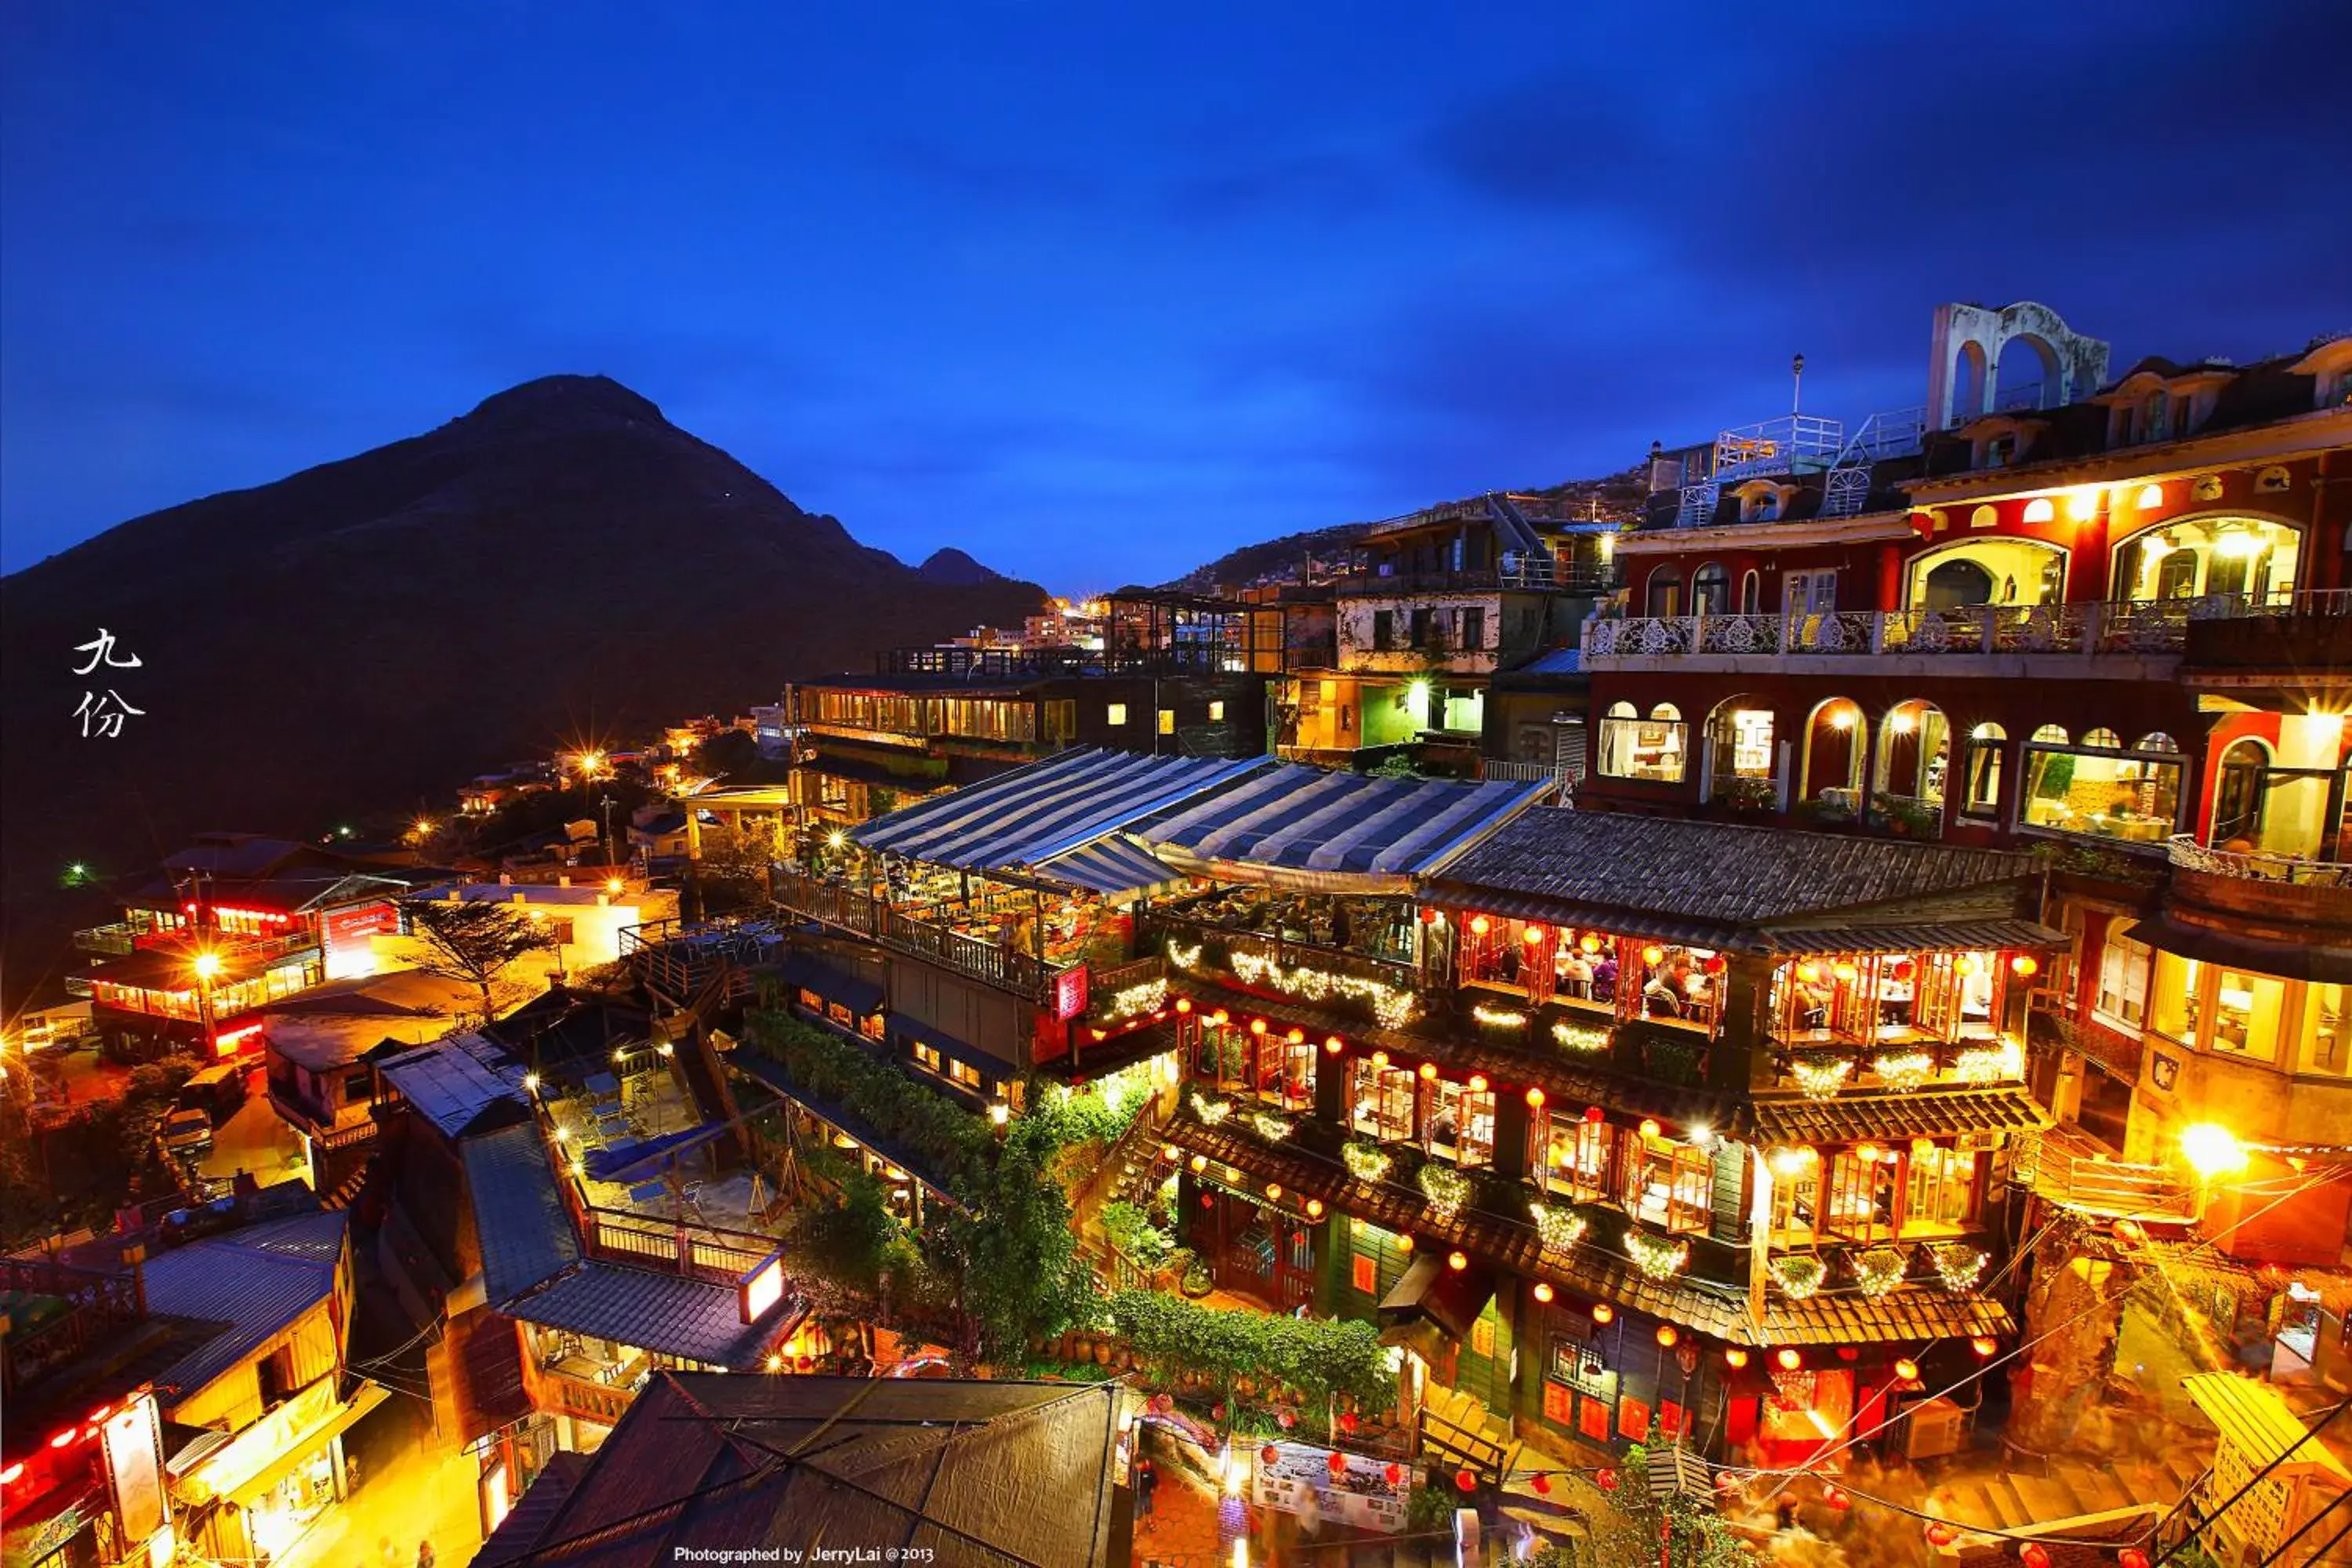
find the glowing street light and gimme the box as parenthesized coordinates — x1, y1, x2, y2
(2180, 1123, 2248, 1180)
(190, 951, 223, 982)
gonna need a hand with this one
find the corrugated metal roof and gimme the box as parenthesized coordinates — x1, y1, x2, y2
(501, 1261, 793, 1368)
(1033, 834, 1189, 899)
(1515, 648, 1582, 675)
(853, 747, 1274, 873)
(2182, 1374, 2352, 1482)
(378, 1031, 531, 1138)
(473, 1374, 1124, 1568)
(141, 1210, 347, 1406)
(463, 1123, 579, 1306)
(1138, 764, 1551, 884)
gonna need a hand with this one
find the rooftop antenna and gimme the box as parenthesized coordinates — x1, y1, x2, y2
(1791, 354, 1806, 416)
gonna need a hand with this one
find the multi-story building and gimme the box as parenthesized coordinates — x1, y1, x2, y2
(789, 589, 1298, 830)
(1576, 299, 2352, 1265)
(1282, 492, 1618, 775)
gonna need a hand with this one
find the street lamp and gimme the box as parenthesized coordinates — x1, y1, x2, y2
(191, 950, 223, 1057)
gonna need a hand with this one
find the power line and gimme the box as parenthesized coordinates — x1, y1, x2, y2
(2152, 1400, 2351, 1567)
(2249, 1488, 2352, 1568)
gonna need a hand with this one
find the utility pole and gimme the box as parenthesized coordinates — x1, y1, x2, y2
(1791, 353, 1806, 416)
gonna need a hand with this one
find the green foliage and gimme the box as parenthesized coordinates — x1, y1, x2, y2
(786, 1160, 922, 1305)
(1028, 1078, 1150, 1150)
(1105, 1289, 1395, 1407)
(402, 898, 559, 1012)
(1370, 753, 1421, 781)
(931, 1114, 1094, 1362)
(1404, 1483, 1457, 1530)
(1634, 1028, 1705, 1087)
(745, 1011, 993, 1187)
(1101, 1200, 1173, 1268)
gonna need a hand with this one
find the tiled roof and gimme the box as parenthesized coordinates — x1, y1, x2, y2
(473, 1374, 1124, 1568)
(1431, 813, 2038, 933)
(1751, 1087, 2049, 1145)
(140, 1210, 347, 1407)
(501, 1261, 796, 1369)
(463, 1123, 579, 1305)
(1761, 921, 2068, 956)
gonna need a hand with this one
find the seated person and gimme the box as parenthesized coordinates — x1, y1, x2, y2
(1555, 949, 1595, 997)
(1643, 973, 1684, 1018)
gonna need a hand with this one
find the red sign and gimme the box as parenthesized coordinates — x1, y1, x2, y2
(1054, 965, 1089, 1022)
(323, 900, 396, 977)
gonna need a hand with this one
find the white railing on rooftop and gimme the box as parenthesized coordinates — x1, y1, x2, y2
(1577, 597, 2310, 661)
(1709, 415, 1845, 481)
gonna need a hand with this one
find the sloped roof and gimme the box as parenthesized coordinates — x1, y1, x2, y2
(140, 1210, 347, 1406)
(377, 1031, 531, 1138)
(463, 1123, 579, 1305)
(1430, 811, 2039, 935)
(473, 1374, 1124, 1568)
(499, 1261, 792, 1369)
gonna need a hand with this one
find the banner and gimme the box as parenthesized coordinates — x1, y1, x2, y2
(1251, 1442, 1407, 1534)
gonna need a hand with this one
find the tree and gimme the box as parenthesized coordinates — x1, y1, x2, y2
(924, 1114, 1094, 1363)
(403, 899, 557, 1022)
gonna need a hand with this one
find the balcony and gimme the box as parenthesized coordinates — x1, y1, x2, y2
(1334, 557, 1610, 598)
(1581, 601, 2198, 674)
(2165, 836, 2352, 944)
(2182, 588, 2352, 694)
(773, 869, 1056, 1001)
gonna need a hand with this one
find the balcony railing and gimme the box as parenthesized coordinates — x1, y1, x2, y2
(1581, 601, 2221, 662)
(1141, 910, 1424, 1011)
(2168, 836, 2352, 888)
(774, 869, 1055, 1000)
(1334, 558, 1612, 597)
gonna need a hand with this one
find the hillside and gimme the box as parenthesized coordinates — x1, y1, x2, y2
(0, 375, 1042, 1007)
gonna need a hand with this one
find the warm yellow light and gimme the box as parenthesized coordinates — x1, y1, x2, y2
(989, 1102, 1011, 1127)
(1305, 1199, 1323, 1219)
(1579, 933, 1602, 955)
(1776, 1348, 1802, 1371)
(2065, 486, 2101, 521)
(826, 830, 847, 849)
(2010, 955, 2039, 978)
(1448, 1250, 1468, 1272)
(1724, 1347, 1749, 1369)
(1533, 1282, 1555, 1303)
(2136, 484, 2164, 510)
(190, 951, 223, 981)
(1592, 1303, 1613, 1325)
(1417, 1062, 1438, 1082)
(2215, 527, 2266, 560)
(1639, 1117, 1661, 1140)
(554, 1125, 572, 1142)
(1525, 1087, 1546, 1109)
(414, 817, 435, 837)
(1468, 1074, 1488, 1094)
(1642, 945, 1665, 967)
(766, 1354, 783, 1372)
(1832, 960, 1858, 985)
(1828, 706, 1856, 731)
(2180, 1123, 2248, 1180)
(1370, 1050, 1388, 1068)
(606, 877, 625, 895)
(1856, 1142, 1882, 1163)
(1523, 924, 1546, 945)
(522, 1073, 540, 1094)
(1469, 915, 1490, 936)
(1396, 1233, 1414, 1253)
(1894, 1357, 1921, 1382)
(1656, 1325, 1679, 1348)
(1889, 710, 1917, 735)
(1265, 1183, 1283, 1201)
(1189, 1153, 1207, 1172)
(2021, 498, 2055, 524)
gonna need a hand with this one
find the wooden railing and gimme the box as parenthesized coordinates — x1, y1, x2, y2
(774, 869, 1055, 1000)
(581, 1206, 779, 1284)
(524, 1358, 638, 1426)
(2020, 1129, 2198, 1222)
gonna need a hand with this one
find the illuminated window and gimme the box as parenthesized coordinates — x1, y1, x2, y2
(1106, 703, 1128, 726)
(1350, 1059, 1415, 1142)
(1621, 1131, 1711, 1233)
(2022, 497, 2056, 524)
(912, 1042, 943, 1073)
(1769, 1161, 1818, 1245)
(1208, 700, 1225, 722)
(948, 1058, 985, 1089)
(1533, 1111, 1611, 1203)
(1598, 701, 1686, 783)
(1425, 1080, 1495, 1167)
(1962, 724, 2006, 817)
(1635, 945, 1721, 1033)
(1824, 1152, 1896, 1242)
(1903, 1145, 1979, 1233)
(1158, 709, 1176, 735)
(2023, 732, 2183, 845)
(2299, 985, 2347, 1075)
(2097, 920, 2151, 1027)
(2213, 971, 2285, 1059)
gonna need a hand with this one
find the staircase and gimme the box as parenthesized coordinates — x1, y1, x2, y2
(1819, 405, 1927, 520)
(321, 1161, 371, 1212)
(2027, 1125, 2201, 1223)
(1420, 1384, 1522, 1486)
(1933, 1444, 2205, 1541)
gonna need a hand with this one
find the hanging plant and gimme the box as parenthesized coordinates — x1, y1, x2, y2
(1190, 1091, 1233, 1125)
(1225, 949, 1421, 1029)
(1551, 1019, 1610, 1053)
(1931, 1242, 1987, 1294)
(1529, 1200, 1588, 1254)
(1250, 1112, 1294, 1143)
(1852, 1246, 1909, 1298)
(1623, 1229, 1690, 1280)
(1790, 1053, 1854, 1099)
(1167, 941, 1204, 971)
(1952, 1040, 2024, 1084)
(1342, 1142, 1393, 1183)
(1471, 1003, 1527, 1029)
(1871, 1051, 1936, 1092)
(1770, 1254, 1826, 1301)
(1417, 1163, 1469, 1217)
(1099, 978, 1169, 1022)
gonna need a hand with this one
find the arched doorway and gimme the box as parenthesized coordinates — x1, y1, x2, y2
(1801, 699, 1866, 815)
(2113, 515, 2303, 606)
(1873, 700, 1951, 831)
(1907, 539, 2067, 610)
(1922, 558, 1996, 609)
(1691, 562, 1730, 615)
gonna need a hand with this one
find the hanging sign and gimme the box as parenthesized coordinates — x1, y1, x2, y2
(1252, 1442, 1407, 1534)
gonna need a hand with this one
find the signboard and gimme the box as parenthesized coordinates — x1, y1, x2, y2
(1054, 964, 1090, 1022)
(740, 1250, 787, 1324)
(1251, 1443, 1407, 1534)
(103, 1395, 169, 1544)
(322, 900, 396, 980)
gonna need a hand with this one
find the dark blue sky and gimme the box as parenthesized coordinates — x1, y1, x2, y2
(4, 3, 2346, 590)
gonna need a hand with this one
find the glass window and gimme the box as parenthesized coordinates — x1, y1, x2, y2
(1351, 1059, 1415, 1142)
(1208, 700, 1225, 722)
(1534, 1112, 1611, 1202)
(1597, 702, 1686, 783)
(2299, 985, 2348, 1075)
(1769, 1160, 1819, 1245)
(1903, 1145, 1980, 1233)
(1426, 1080, 1495, 1167)
(2099, 922, 2151, 1027)
(1258, 1038, 1316, 1110)
(1158, 709, 1176, 735)
(2022, 737, 2183, 845)
(1708, 704, 1776, 782)
(1621, 1131, 1711, 1233)
(1106, 703, 1128, 726)
(1962, 724, 2005, 817)
(2150, 953, 2201, 1044)
(2214, 970, 2287, 1059)
(1824, 1152, 1897, 1242)
(1633, 943, 1722, 1032)
(1691, 563, 1730, 614)
(913, 1042, 943, 1073)
(1548, 931, 1618, 1011)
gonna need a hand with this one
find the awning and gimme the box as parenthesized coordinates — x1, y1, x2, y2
(1376, 1252, 1497, 1344)
(1751, 1086, 2049, 1145)
(1762, 920, 2071, 956)
(1138, 765, 1553, 892)
(852, 748, 1274, 872)
(1033, 835, 1189, 901)
(187, 1381, 390, 1508)
(2137, 915, 2352, 985)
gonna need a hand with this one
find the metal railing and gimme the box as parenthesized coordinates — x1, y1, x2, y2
(1579, 599, 2260, 661)
(1479, 759, 1559, 784)
(774, 869, 1057, 1000)
(2187, 586, 2352, 621)
(1710, 414, 1845, 481)
(2168, 836, 2352, 887)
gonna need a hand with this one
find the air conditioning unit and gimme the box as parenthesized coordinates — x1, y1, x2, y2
(1905, 1396, 1965, 1460)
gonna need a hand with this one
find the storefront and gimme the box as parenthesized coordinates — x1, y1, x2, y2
(172, 1380, 386, 1565)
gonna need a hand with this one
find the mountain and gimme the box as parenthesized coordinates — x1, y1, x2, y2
(916, 546, 1001, 586)
(0, 375, 1045, 1007)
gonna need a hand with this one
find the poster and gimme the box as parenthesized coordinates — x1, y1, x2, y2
(104, 1396, 168, 1544)
(1251, 1442, 1407, 1534)
(1055, 964, 1089, 1022)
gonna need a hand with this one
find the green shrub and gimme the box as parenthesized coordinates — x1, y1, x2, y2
(1105, 1289, 1394, 1408)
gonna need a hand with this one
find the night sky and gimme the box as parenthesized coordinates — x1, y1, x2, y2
(3, 2, 2346, 590)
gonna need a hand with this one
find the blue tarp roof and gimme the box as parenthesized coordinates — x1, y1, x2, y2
(585, 1123, 727, 1184)
(1134, 764, 1552, 891)
(851, 748, 1272, 879)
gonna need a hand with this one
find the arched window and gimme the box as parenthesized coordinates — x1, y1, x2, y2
(2022, 728, 2185, 845)
(2136, 733, 2177, 753)
(1924, 558, 1997, 610)
(1691, 563, 1730, 615)
(2139, 392, 2169, 443)
(1874, 701, 1951, 817)
(1907, 539, 2067, 610)
(1801, 699, 1866, 815)
(2022, 497, 2056, 524)
(1608, 700, 1636, 720)
(1646, 568, 1682, 617)
(1706, 699, 1777, 795)
(2084, 728, 2122, 750)
(2114, 517, 2303, 606)
(1962, 723, 2007, 818)
(2097, 919, 2150, 1026)
(1739, 569, 1762, 613)
(2032, 724, 2069, 744)
(2212, 737, 2270, 846)
(1598, 701, 1685, 783)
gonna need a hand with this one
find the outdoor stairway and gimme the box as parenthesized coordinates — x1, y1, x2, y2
(1420, 1384, 1522, 1487)
(320, 1162, 369, 1212)
(1932, 1443, 2207, 1539)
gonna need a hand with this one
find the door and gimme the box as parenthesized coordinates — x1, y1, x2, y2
(1275, 1221, 1316, 1312)
(1783, 569, 1838, 617)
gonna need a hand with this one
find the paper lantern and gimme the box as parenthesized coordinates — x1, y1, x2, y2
(1890, 958, 1915, 982)
(1384, 1462, 1405, 1486)
(1579, 933, 1602, 955)
(1324, 1036, 1345, 1055)
(1287, 1028, 1305, 1045)
(1175, 997, 1193, 1014)
(1703, 954, 1726, 975)
(1265, 1183, 1282, 1200)
(1592, 1304, 1614, 1325)
(1327, 1451, 1349, 1479)
(2118, 1551, 2151, 1568)
(1776, 1348, 1802, 1371)
(1894, 1358, 1920, 1383)
(1532, 1473, 1552, 1496)
(1584, 1105, 1604, 1123)
(1642, 945, 1666, 967)
(1190, 1154, 1209, 1172)
(1724, 1348, 1748, 1369)
(1210, 1009, 1230, 1025)
(2011, 955, 2039, 978)
(1250, 1018, 1269, 1036)
(1533, 1283, 1554, 1303)
(1824, 1486, 1851, 1512)
(1639, 1117, 1661, 1139)
(1448, 1250, 1468, 1272)
(1597, 1468, 1620, 1492)
(1526, 1087, 1546, 1109)
(1338, 1411, 1358, 1433)
(1278, 1409, 1296, 1429)
(1832, 961, 1858, 985)
(1456, 1468, 1477, 1494)
(1923, 1520, 1957, 1548)
(1212, 1403, 1227, 1421)
(1955, 955, 1979, 977)
(1470, 916, 1490, 935)
(1468, 1074, 1488, 1093)
(2020, 1545, 2050, 1568)
(1418, 1062, 1439, 1082)
(1201, 1195, 1215, 1209)
(1396, 1234, 1414, 1252)
(1261, 1443, 1281, 1467)
(1162, 1144, 1181, 1160)
(1970, 1336, 1998, 1358)
(1656, 1326, 1679, 1348)
(1305, 1199, 1324, 1219)
(1371, 1050, 1389, 1068)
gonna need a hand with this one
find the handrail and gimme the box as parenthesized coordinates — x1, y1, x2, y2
(774, 869, 1058, 1001)
(2167, 835, 2352, 887)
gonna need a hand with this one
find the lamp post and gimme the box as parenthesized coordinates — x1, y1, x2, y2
(191, 949, 223, 1058)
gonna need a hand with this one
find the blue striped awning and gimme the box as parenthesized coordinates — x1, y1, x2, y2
(851, 748, 1274, 876)
(1033, 834, 1189, 900)
(1134, 764, 1552, 891)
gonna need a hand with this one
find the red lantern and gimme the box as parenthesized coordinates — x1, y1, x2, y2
(1824, 1486, 1851, 1512)
(1384, 1462, 1405, 1486)
(1261, 1443, 1280, 1467)
(1532, 1473, 1552, 1496)
(1327, 1451, 1348, 1479)
(1278, 1410, 1296, 1429)
(2019, 1545, 2051, 1568)
(1596, 1467, 1620, 1492)
(1923, 1521, 1956, 1548)
(1891, 958, 1915, 982)
(1455, 1468, 1477, 1494)
(1584, 1105, 1605, 1124)
(2118, 1551, 2151, 1568)
(1703, 954, 1726, 975)
(1212, 1403, 1227, 1421)
(1338, 1411, 1359, 1433)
